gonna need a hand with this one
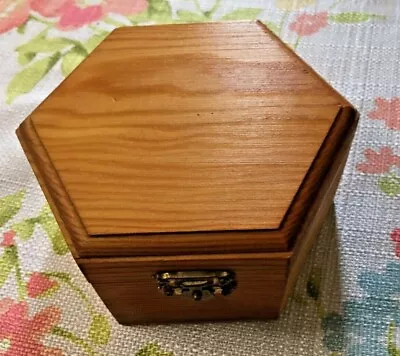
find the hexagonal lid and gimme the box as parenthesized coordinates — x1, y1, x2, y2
(17, 22, 356, 258)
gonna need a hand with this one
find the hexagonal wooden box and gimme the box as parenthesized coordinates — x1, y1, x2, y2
(17, 21, 358, 324)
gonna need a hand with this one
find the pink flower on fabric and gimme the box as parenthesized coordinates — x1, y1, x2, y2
(103, 0, 148, 16)
(390, 228, 400, 257)
(0, 298, 62, 355)
(0, 230, 16, 247)
(356, 147, 400, 174)
(27, 273, 59, 299)
(29, 0, 69, 17)
(57, 0, 103, 30)
(289, 12, 328, 36)
(368, 97, 400, 130)
(391, 228, 400, 242)
(29, 0, 103, 30)
(0, 0, 30, 34)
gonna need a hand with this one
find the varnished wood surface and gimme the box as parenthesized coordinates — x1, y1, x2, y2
(76, 118, 357, 324)
(17, 21, 358, 258)
(16, 21, 360, 323)
(17, 106, 356, 258)
(30, 21, 345, 235)
(78, 252, 289, 324)
(281, 115, 358, 307)
(282, 105, 355, 248)
(16, 118, 82, 258)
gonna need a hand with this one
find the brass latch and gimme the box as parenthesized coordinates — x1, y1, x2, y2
(154, 270, 237, 301)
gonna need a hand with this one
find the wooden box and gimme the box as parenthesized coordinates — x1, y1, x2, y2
(17, 21, 358, 324)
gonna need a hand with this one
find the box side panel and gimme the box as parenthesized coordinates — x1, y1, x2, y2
(281, 112, 358, 308)
(78, 253, 289, 324)
(280, 105, 357, 247)
(16, 117, 86, 258)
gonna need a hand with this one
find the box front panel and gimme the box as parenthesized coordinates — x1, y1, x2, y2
(78, 254, 289, 324)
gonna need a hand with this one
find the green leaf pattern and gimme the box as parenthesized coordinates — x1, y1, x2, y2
(84, 33, 109, 53)
(329, 12, 385, 23)
(378, 174, 400, 197)
(89, 314, 111, 345)
(136, 344, 174, 356)
(18, 52, 36, 66)
(17, 36, 73, 54)
(0, 247, 18, 287)
(10, 203, 69, 255)
(37, 205, 69, 255)
(6, 52, 61, 104)
(387, 321, 400, 356)
(221, 8, 263, 20)
(12, 218, 37, 240)
(61, 46, 87, 76)
(0, 191, 24, 227)
(263, 21, 280, 35)
(148, 0, 173, 22)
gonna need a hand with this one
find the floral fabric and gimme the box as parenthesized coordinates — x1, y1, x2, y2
(0, 0, 399, 355)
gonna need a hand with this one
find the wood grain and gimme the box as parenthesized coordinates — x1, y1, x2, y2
(17, 21, 358, 258)
(30, 21, 345, 233)
(17, 21, 360, 323)
(78, 252, 290, 324)
(281, 114, 358, 308)
(16, 117, 83, 258)
(76, 117, 357, 324)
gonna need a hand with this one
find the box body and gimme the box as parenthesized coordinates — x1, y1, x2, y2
(16, 21, 358, 323)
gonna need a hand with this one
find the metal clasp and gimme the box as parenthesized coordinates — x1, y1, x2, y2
(154, 270, 237, 301)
